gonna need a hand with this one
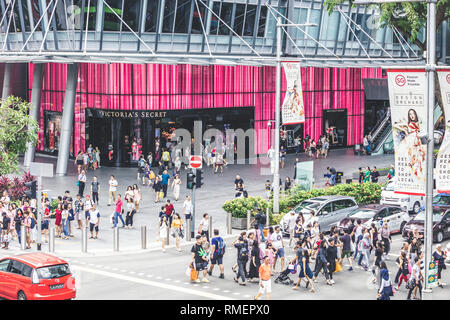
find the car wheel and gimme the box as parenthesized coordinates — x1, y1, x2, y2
(437, 231, 444, 243)
(412, 202, 421, 214)
(17, 291, 27, 300)
(400, 221, 406, 233)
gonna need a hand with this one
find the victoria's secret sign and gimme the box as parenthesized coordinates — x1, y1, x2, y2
(91, 109, 167, 119)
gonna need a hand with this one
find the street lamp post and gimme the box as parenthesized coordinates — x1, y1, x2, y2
(354, 0, 437, 294)
(273, 17, 282, 215)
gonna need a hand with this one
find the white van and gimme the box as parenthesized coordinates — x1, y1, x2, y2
(380, 178, 424, 214)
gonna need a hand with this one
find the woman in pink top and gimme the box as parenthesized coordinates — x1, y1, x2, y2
(55, 203, 63, 238)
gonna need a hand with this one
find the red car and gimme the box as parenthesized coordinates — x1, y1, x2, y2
(0, 253, 76, 300)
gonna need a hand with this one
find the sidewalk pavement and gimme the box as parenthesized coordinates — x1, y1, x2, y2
(11, 148, 393, 256)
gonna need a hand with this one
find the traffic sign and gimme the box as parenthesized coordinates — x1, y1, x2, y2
(189, 155, 202, 169)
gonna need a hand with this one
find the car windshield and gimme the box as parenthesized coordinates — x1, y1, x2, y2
(433, 195, 450, 205)
(295, 201, 320, 212)
(413, 211, 443, 223)
(348, 209, 377, 219)
(384, 182, 395, 191)
(36, 264, 71, 279)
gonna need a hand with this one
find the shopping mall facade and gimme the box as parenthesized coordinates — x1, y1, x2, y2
(0, 0, 447, 174)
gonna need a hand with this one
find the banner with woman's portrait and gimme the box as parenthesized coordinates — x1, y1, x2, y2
(387, 69, 427, 196)
(436, 69, 450, 193)
(281, 62, 305, 125)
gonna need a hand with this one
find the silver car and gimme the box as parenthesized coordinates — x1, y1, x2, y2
(280, 195, 359, 234)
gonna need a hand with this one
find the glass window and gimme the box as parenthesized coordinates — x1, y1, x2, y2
(29, 0, 42, 31)
(44, 112, 62, 154)
(9, 260, 24, 275)
(389, 207, 403, 215)
(144, 0, 158, 32)
(320, 203, 333, 215)
(191, 0, 206, 34)
(20, 0, 31, 32)
(66, 0, 97, 31)
(22, 265, 33, 278)
(103, 0, 122, 31)
(257, 6, 267, 37)
(378, 208, 389, 218)
(53, 1, 68, 30)
(0, 259, 10, 272)
(162, 0, 175, 33)
(37, 264, 71, 279)
(209, 1, 220, 35)
(307, 9, 321, 40)
(174, 0, 191, 34)
(218, 2, 233, 35)
(243, 4, 257, 37)
(123, 0, 141, 32)
(233, 3, 245, 36)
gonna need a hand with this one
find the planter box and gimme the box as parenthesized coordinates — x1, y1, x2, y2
(232, 217, 248, 230)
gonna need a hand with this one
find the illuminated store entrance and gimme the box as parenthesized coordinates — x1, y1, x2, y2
(86, 107, 254, 167)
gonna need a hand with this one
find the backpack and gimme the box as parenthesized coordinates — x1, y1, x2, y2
(239, 245, 249, 261)
(259, 248, 265, 260)
(162, 152, 170, 162)
(215, 238, 226, 256)
(258, 212, 267, 224)
(30, 217, 36, 229)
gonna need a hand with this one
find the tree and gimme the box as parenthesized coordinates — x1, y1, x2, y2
(0, 96, 39, 175)
(324, 0, 450, 118)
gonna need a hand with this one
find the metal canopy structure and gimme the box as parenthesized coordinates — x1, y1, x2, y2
(0, 0, 427, 67)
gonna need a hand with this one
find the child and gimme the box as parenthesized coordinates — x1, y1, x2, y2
(265, 180, 271, 199)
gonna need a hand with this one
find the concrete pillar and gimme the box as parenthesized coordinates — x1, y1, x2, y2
(24, 63, 44, 168)
(56, 63, 79, 176)
(2, 63, 11, 99)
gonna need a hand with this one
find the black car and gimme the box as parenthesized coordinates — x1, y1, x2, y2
(402, 209, 450, 243)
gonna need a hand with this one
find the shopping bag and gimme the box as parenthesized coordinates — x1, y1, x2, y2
(335, 260, 343, 272)
(190, 268, 199, 281)
(185, 266, 191, 277)
(159, 191, 164, 198)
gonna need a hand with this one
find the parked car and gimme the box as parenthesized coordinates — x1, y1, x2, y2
(280, 195, 358, 234)
(380, 178, 424, 214)
(433, 193, 450, 212)
(338, 204, 412, 234)
(402, 209, 450, 243)
(0, 253, 76, 300)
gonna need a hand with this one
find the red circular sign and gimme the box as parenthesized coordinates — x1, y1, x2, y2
(446, 74, 450, 84)
(189, 156, 202, 169)
(395, 75, 406, 87)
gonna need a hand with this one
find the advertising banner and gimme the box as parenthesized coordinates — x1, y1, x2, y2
(387, 69, 427, 196)
(282, 62, 305, 125)
(436, 69, 450, 193)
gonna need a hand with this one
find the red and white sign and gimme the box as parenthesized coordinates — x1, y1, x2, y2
(436, 69, 450, 193)
(189, 155, 202, 169)
(387, 69, 427, 196)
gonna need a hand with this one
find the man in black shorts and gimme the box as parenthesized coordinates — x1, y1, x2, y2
(208, 229, 225, 278)
(88, 204, 100, 239)
(191, 235, 209, 283)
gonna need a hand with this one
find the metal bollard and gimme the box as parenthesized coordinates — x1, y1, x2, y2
(208, 216, 213, 237)
(186, 218, 191, 242)
(166, 222, 170, 245)
(81, 227, 87, 253)
(20, 226, 26, 250)
(141, 225, 147, 249)
(113, 227, 119, 251)
(227, 211, 232, 235)
(266, 207, 270, 228)
(49, 227, 55, 252)
(247, 210, 251, 230)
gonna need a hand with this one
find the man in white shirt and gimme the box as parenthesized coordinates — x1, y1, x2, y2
(84, 195, 93, 227)
(183, 195, 193, 223)
(1, 191, 10, 211)
(88, 204, 100, 239)
(267, 148, 275, 174)
(108, 175, 118, 206)
(270, 226, 285, 272)
(287, 211, 297, 247)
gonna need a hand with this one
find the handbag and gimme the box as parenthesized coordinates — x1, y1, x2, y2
(159, 191, 164, 198)
(180, 229, 184, 239)
(190, 268, 199, 281)
(335, 259, 343, 272)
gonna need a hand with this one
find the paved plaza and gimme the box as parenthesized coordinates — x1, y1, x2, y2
(8, 148, 395, 257)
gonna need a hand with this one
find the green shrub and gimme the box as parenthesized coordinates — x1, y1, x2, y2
(223, 182, 383, 226)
